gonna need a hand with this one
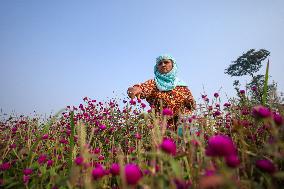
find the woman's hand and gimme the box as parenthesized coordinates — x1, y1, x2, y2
(127, 86, 142, 99)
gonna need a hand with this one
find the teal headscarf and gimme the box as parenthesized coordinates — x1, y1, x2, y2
(154, 55, 187, 91)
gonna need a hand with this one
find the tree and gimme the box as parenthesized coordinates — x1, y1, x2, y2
(225, 49, 280, 105)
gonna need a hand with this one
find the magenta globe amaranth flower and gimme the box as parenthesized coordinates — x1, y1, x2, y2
(23, 175, 30, 184)
(99, 124, 107, 130)
(256, 159, 276, 174)
(0, 162, 11, 171)
(42, 134, 49, 140)
(74, 156, 84, 165)
(273, 113, 283, 126)
(225, 155, 240, 168)
(252, 105, 271, 118)
(23, 168, 33, 175)
(92, 166, 105, 180)
(47, 160, 53, 167)
(124, 163, 142, 185)
(205, 135, 236, 157)
(213, 93, 219, 98)
(239, 90, 245, 94)
(160, 138, 176, 156)
(38, 154, 47, 165)
(162, 108, 173, 116)
(110, 163, 120, 176)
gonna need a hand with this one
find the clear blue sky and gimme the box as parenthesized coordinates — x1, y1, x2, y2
(1, 0, 284, 116)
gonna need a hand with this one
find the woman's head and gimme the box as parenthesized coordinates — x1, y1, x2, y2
(154, 55, 187, 91)
(155, 55, 175, 74)
(157, 59, 173, 74)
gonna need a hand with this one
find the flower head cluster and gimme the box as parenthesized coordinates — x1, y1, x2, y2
(160, 138, 176, 156)
(206, 135, 239, 168)
(124, 163, 142, 185)
(252, 105, 271, 119)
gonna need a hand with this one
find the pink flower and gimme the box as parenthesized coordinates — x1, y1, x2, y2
(99, 124, 107, 130)
(239, 90, 245, 94)
(94, 147, 100, 154)
(162, 108, 173, 116)
(225, 155, 240, 168)
(256, 159, 276, 174)
(273, 113, 283, 126)
(74, 156, 84, 165)
(59, 138, 68, 144)
(38, 154, 47, 165)
(9, 143, 16, 149)
(213, 93, 219, 98)
(23, 168, 33, 175)
(141, 103, 146, 108)
(92, 166, 105, 180)
(98, 155, 105, 161)
(110, 163, 120, 176)
(252, 105, 271, 118)
(252, 86, 257, 91)
(130, 99, 136, 105)
(205, 135, 236, 157)
(47, 160, 53, 167)
(42, 134, 49, 140)
(223, 103, 231, 107)
(160, 138, 176, 156)
(124, 163, 142, 185)
(174, 178, 192, 189)
(23, 175, 30, 184)
(0, 162, 11, 171)
(135, 133, 142, 140)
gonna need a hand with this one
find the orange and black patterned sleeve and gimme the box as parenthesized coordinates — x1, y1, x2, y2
(133, 79, 155, 99)
(184, 87, 196, 111)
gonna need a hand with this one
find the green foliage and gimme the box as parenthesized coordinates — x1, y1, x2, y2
(225, 49, 270, 77)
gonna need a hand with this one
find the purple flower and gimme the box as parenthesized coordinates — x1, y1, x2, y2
(252, 105, 271, 118)
(213, 111, 221, 117)
(92, 165, 105, 180)
(205, 135, 236, 157)
(256, 159, 276, 174)
(110, 163, 120, 176)
(74, 156, 84, 165)
(162, 108, 173, 116)
(214, 93, 219, 98)
(273, 113, 283, 126)
(239, 90, 245, 94)
(174, 178, 192, 189)
(38, 154, 47, 165)
(42, 134, 49, 140)
(9, 144, 16, 149)
(252, 86, 257, 91)
(23, 175, 30, 184)
(47, 160, 53, 167)
(160, 138, 176, 156)
(225, 155, 240, 168)
(135, 133, 142, 140)
(99, 124, 107, 130)
(0, 162, 11, 171)
(124, 163, 142, 185)
(223, 102, 231, 107)
(130, 99, 136, 105)
(23, 168, 33, 175)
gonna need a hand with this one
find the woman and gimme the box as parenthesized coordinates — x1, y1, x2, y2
(127, 55, 196, 128)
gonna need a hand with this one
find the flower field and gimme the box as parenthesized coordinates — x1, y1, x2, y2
(1, 91, 284, 189)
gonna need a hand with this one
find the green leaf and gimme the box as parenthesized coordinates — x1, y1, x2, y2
(68, 111, 75, 171)
(262, 59, 269, 105)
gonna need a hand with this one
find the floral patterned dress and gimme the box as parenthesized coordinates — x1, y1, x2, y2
(133, 79, 196, 117)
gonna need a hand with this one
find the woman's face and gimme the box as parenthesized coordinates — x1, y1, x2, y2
(157, 59, 173, 74)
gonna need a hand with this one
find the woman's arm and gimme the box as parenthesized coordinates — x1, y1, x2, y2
(128, 79, 155, 99)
